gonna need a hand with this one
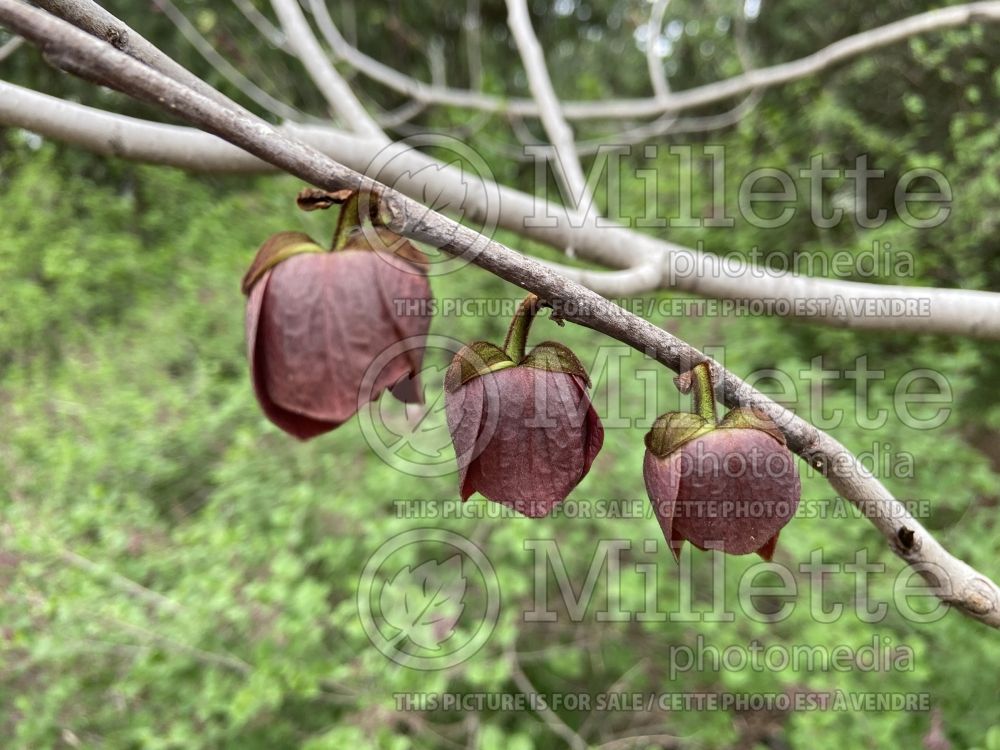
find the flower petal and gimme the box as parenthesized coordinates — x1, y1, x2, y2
(370, 249, 432, 404)
(444, 376, 487, 502)
(643, 450, 682, 558)
(756, 533, 780, 561)
(246, 270, 336, 440)
(672, 430, 800, 556)
(464, 369, 594, 517)
(261, 251, 415, 425)
(570, 374, 603, 477)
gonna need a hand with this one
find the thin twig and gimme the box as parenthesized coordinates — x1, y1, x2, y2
(578, 660, 647, 738)
(463, 0, 483, 91)
(506, 644, 587, 750)
(269, 0, 383, 137)
(506, 0, 593, 214)
(99, 615, 254, 675)
(33, 0, 251, 114)
(58, 548, 185, 615)
(573, 91, 761, 156)
(594, 733, 689, 750)
(0, 31, 21, 60)
(152, 0, 306, 121)
(231, 0, 287, 50)
(645, 0, 673, 100)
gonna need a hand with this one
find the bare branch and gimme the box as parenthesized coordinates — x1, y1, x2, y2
(573, 92, 761, 156)
(463, 0, 483, 91)
(375, 98, 426, 129)
(231, 0, 287, 50)
(269, 0, 384, 137)
(0, 79, 261, 169)
(3, 0, 998, 628)
(565, 1, 1000, 120)
(645, 0, 672, 100)
(506, 0, 593, 214)
(306, 0, 443, 105)
(507, 644, 587, 750)
(594, 734, 686, 750)
(151, 0, 307, 121)
(0, 32, 21, 60)
(578, 660, 647, 739)
(279, 2, 1000, 121)
(99, 615, 254, 675)
(32, 0, 249, 114)
(536, 258, 664, 297)
(57, 548, 184, 615)
(4, 79, 1000, 338)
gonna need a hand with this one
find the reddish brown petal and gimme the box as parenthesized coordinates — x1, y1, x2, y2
(245, 268, 267, 351)
(370, 250, 432, 403)
(245, 270, 336, 440)
(643, 450, 682, 558)
(260, 251, 417, 425)
(672, 430, 800, 556)
(444, 376, 488, 502)
(756, 533, 780, 561)
(463, 368, 596, 517)
(389, 373, 423, 404)
(570, 374, 604, 477)
(669, 529, 686, 562)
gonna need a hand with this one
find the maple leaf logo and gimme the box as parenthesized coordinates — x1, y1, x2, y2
(378, 556, 467, 652)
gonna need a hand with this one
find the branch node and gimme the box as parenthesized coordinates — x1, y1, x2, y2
(959, 578, 999, 617)
(896, 526, 916, 551)
(548, 303, 566, 327)
(105, 26, 128, 50)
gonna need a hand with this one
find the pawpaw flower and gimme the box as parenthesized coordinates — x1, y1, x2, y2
(643, 362, 800, 560)
(444, 294, 604, 517)
(242, 190, 431, 440)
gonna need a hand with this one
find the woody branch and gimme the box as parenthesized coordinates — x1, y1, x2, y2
(0, 0, 997, 628)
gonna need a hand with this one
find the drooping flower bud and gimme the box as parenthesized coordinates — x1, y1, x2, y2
(444, 295, 603, 517)
(243, 190, 432, 440)
(643, 362, 800, 560)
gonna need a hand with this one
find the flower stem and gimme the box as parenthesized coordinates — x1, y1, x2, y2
(690, 361, 718, 424)
(503, 294, 542, 363)
(330, 191, 362, 251)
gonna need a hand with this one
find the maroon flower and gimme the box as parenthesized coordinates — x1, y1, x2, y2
(643, 363, 800, 560)
(242, 193, 431, 440)
(444, 295, 603, 517)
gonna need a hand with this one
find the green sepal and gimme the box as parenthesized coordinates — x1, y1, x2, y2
(520, 341, 590, 385)
(644, 411, 716, 458)
(241, 231, 325, 295)
(445, 341, 516, 392)
(719, 407, 787, 445)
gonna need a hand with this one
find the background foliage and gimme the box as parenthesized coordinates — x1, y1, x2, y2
(1, 0, 999, 747)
